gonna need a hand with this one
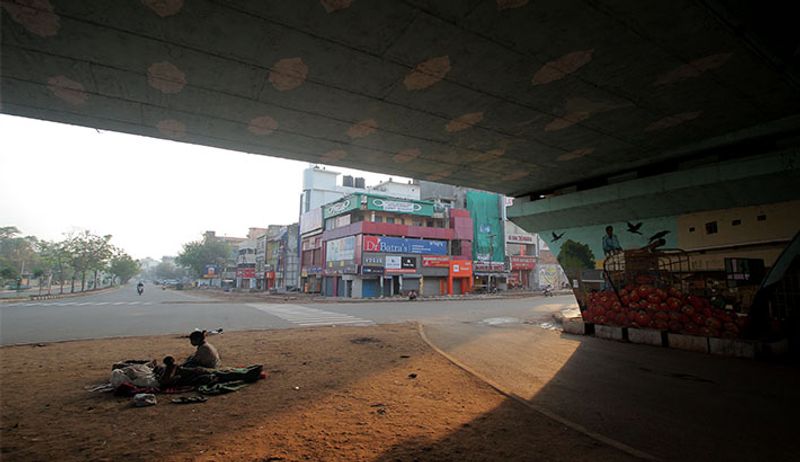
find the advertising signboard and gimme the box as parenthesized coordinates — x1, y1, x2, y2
(366, 196, 434, 217)
(300, 208, 323, 235)
(323, 195, 361, 219)
(510, 255, 536, 270)
(202, 264, 219, 278)
(422, 256, 450, 267)
(363, 236, 447, 255)
(326, 236, 355, 263)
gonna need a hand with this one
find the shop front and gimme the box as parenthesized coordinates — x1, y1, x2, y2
(448, 259, 473, 295)
(509, 255, 536, 289)
(473, 261, 507, 292)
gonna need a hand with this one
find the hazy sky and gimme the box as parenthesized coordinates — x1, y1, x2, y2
(0, 115, 404, 260)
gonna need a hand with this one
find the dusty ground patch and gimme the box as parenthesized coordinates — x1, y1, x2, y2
(1, 324, 634, 461)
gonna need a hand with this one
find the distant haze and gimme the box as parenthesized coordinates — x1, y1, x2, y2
(0, 115, 407, 259)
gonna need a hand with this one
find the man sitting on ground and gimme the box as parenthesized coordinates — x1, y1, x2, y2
(183, 330, 221, 369)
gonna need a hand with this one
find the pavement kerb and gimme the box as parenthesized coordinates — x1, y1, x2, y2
(0, 285, 120, 304)
(416, 322, 658, 461)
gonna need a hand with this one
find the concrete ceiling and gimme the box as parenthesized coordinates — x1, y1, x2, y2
(2, 0, 799, 196)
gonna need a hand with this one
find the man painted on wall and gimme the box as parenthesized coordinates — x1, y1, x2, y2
(602, 226, 622, 256)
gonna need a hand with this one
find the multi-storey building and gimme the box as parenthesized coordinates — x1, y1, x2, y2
(318, 193, 473, 298)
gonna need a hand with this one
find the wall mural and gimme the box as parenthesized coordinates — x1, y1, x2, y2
(543, 217, 679, 269)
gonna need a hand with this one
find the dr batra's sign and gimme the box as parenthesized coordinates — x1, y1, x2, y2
(363, 236, 447, 255)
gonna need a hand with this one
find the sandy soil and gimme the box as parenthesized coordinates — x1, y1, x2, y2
(0, 324, 635, 461)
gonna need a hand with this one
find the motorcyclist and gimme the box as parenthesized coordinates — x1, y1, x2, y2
(137, 281, 144, 295)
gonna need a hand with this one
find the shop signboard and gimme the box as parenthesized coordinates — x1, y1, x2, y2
(366, 196, 434, 217)
(450, 260, 472, 276)
(362, 254, 384, 267)
(510, 255, 536, 270)
(362, 266, 384, 275)
(236, 267, 256, 279)
(363, 236, 447, 255)
(323, 195, 361, 219)
(506, 234, 535, 244)
(422, 256, 450, 267)
(385, 255, 401, 270)
(385, 255, 416, 274)
(474, 261, 506, 272)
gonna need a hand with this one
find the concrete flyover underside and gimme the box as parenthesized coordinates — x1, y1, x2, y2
(1, 0, 799, 206)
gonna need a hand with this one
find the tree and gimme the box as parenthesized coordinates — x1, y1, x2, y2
(557, 239, 596, 271)
(64, 231, 114, 292)
(109, 252, 140, 285)
(37, 240, 73, 294)
(0, 226, 40, 288)
(176, 238, 231, 278)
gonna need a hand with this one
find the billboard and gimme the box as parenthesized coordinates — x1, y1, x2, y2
(326, 236, 356, 263)
(202, 264, 219, 278)
(363, 236, 447, 255)
(366, 196, 434, 217)
(300, 208, 323, 235)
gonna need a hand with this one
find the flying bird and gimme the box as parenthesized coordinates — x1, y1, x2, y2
(551, 231, 565, 242)
(626, 221, 643, 235)
(649, 230, 670, 242)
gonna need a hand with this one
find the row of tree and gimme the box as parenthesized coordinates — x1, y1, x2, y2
(0, 226, 140, 293)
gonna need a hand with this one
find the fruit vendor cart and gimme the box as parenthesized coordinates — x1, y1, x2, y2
(580, 248, 750, 338)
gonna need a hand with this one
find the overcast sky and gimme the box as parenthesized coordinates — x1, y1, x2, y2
(0, 115, 404, 260)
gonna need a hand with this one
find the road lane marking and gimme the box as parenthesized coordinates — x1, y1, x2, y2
(246, 303, 373, 327)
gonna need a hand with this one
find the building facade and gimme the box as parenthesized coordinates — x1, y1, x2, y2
(318, 193, 473, 298)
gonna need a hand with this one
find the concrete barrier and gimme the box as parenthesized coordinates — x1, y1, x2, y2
(708, 338, 756, 358)
(667, 333, 709, 353)
(562, 318, 586, 335)
(628, 328, 665, 347)
(595, 325, 625, 341)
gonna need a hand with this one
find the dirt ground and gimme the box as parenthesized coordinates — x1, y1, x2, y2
(0, 324, 635, 462)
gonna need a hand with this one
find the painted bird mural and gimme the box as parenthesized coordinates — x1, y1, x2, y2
(551, 231, 565, 242)
(649, 230, 670, 242)
(626, 221, 643, 235)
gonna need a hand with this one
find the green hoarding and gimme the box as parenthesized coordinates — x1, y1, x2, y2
(366, 195, 434, 217)
(466, 191, 505, 264)
(323, 194, 362, 219)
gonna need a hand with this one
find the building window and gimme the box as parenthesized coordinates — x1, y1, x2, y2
(689, 227, 695, 233)
(427, 220, 434, 227)
(705, 221, 718, 235)
(731, 219, 741, 226)
(757, 214, 767, 221)
(386, 217, 395, 224)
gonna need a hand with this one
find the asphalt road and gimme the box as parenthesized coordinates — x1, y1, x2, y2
(0, 284, 575, 344)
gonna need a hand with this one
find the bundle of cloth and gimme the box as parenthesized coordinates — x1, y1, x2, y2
(110, 330, 264, 396)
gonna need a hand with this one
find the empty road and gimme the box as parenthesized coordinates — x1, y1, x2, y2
(0, 284, 574, 344)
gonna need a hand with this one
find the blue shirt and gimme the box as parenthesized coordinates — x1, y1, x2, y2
(602, 234, 622, 254)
